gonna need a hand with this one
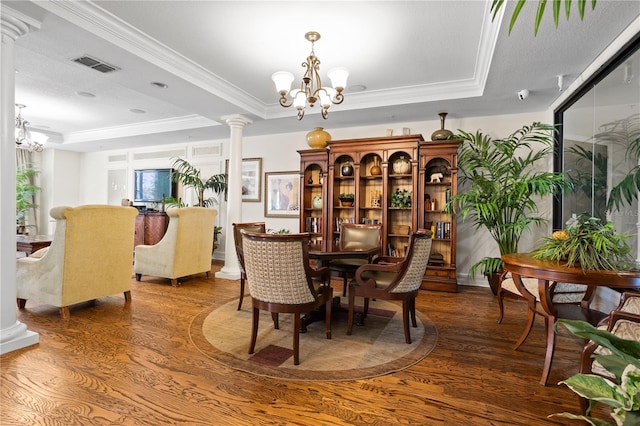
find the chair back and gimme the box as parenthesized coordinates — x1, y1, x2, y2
(232, 222, 266, 271)
(339, 223, 382, 251)
(16, 205, 138, 307)
(166, 207, 217, 275)
(241, 232, 317, 305)
(390, 232, 433, 294)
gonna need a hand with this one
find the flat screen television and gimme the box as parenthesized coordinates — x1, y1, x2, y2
(133, 168, 176, 203)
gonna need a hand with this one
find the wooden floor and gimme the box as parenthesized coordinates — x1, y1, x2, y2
(1, 262, 592, 425)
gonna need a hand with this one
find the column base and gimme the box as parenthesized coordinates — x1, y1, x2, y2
(215, 266, 240, 280)
(0, 321, 39, 355)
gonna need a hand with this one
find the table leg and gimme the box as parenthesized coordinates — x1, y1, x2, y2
(540, 315, 556, 386)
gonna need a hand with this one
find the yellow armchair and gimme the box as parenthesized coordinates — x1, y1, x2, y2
(16, 205, 138, 319)
(134, 207, 217, 286)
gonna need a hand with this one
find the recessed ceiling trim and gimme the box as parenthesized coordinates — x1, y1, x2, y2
(62, 115, 221, 144)
(36, 1, 266, 117)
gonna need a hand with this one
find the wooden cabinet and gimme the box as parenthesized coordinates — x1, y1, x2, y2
(298, 135, 459, 292)
(134, 212, 169, 246)
(299, 149, 328, 251)
(419, 140, 461, 292)
(298, 134, 421, 252)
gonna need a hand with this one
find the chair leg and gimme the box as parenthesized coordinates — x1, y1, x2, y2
(237, 277, 245, 310)
(124, 290, 132, 303)
(402, 300, 412, 344)
(325, 299, 332, 340)
(409, 297, 417, 327)
(17, 298, 26, 309)
(205, 271, 210, 279)
(272, 312, 279, 329)
(293, 314, 300, 365)
(347, 287, 356, 335)
(170, 279, 178, 287)
(363, 297, 370, 318)
(59, 306, 70, 320)
(135, 273, 142, 281)
(249, 307, 259, 355)
(342, 275, 348, 297)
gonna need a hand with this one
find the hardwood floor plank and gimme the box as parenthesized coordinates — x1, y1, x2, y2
(1, 262, 587, 425)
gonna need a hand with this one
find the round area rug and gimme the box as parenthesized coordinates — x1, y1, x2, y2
(189, 296, 438, 381)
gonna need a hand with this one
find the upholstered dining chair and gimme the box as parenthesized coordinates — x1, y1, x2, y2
(347, 230, 432, 344)
(577, 308, 640, 413)
(134, 207, 217, 286)
(329, 223, 382, 297)
(241, 232, 333, 365)
(497, 273, 592, 350)
(232, 222, 266, 310)
(16, 204, 138, 319)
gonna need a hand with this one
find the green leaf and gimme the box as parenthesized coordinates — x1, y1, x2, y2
(534, 0, 547, 35)
(559, 374, 628, 409)
(553, 0, 561, 27)
(509, 0, 527, 34)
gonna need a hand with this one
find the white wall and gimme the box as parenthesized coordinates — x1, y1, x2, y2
(42, 110, 555, 284)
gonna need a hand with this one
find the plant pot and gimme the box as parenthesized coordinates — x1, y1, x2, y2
(339, 199, 354, 207)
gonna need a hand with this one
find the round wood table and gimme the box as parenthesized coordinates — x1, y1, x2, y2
(501, 253, 640, 386)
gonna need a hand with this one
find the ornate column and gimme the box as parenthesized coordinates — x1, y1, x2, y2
(0, 7, 40, 354)
(215, 114, 252, 280)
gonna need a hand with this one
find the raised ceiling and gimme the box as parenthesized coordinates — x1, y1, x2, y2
(5, 1, 640, 152)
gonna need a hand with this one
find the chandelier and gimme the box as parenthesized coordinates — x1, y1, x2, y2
(272, 31, 348, 120)
(15, 104, 45, 152)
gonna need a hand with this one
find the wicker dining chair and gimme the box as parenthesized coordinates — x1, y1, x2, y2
(232, 222, 266, 310)
(347, 230, 432, 344)
(241, 232, 333, 365)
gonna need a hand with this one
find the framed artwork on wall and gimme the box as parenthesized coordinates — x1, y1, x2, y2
(264, 171, 300, 217)
(225, 158, 262, 202)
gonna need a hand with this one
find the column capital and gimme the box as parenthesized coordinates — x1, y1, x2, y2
(1, 7, 41, 41)
(221, 114, 252, 128)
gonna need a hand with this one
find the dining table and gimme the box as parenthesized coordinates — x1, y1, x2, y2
(501, 252, 640, 386)
(302, 246, 381, 331)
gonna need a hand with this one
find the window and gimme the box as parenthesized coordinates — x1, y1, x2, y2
(554, 35, 640, 263)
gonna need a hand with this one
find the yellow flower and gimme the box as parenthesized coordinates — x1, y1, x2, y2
(552, 230, 570, 241)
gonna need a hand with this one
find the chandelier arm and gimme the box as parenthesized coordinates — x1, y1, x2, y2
(279, 96, 293, 108)
(332, 92, 345, 105)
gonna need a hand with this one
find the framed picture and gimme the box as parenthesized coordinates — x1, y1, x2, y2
(264, 171, 300, 217)
(225, 158, 262, 202)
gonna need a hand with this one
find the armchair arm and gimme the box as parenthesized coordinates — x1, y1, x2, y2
(354, 261, 404, 290)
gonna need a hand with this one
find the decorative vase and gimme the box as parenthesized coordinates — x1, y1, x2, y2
(431, 112, 453, 140)
(392, 156, 410, 174)
(370, 156, 382, 176)
(306, 127, 331, 149)
(341, 162, 354, 177)
(312, 195, 323, 209)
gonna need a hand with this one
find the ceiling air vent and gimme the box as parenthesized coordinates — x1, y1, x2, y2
(72, 55, 119, 73)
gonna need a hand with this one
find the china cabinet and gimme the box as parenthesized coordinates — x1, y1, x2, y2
(299, 135, 459, 292)
(419, 140, 460, 291)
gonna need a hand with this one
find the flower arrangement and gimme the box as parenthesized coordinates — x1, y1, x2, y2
(531, 213, 634, 272)
(391, 188, 412, 208)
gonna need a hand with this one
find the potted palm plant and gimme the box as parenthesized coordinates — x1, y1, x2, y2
(170, 157, 227, 207)
(16, 164, 41, 234)
(167, 157, 228, 252)
(445, 122, 569, 294)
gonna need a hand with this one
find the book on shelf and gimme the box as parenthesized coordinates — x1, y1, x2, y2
(305, 217, 322, 233)
(432, 221, 452, 239)
(335, 217, 354, 232)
